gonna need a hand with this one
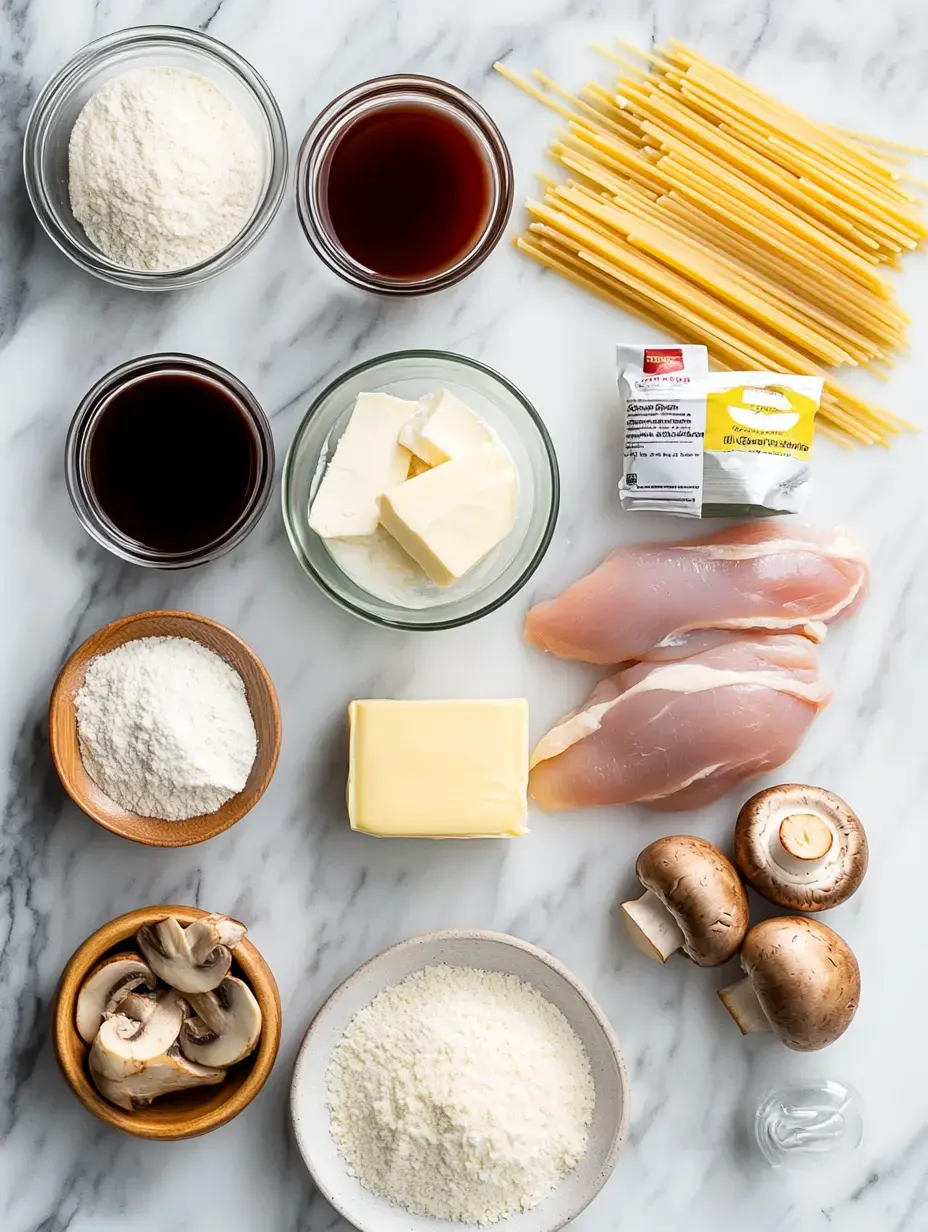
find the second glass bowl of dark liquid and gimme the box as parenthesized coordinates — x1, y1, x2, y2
(66, 354, 274, 568)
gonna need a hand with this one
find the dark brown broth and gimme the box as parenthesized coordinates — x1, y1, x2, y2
(323, 103, 491, 279)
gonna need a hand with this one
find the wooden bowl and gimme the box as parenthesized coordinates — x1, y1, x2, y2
(49, 610, 281, 847)
(53, 905, 282, 1140)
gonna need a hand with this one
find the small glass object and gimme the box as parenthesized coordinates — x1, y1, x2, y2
(754, 1080, 863, 1168)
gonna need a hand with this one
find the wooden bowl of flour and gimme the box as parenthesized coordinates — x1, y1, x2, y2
(49, 610, 281, 846)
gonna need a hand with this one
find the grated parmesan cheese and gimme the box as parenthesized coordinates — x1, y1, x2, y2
(325, 964, 595, 1224)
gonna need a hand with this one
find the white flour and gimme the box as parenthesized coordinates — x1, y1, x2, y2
(68, 67, 259, 271)
(75, 636, 257, 821)
(325, 965, 594, 1224)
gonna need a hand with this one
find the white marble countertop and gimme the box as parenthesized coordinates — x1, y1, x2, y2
(2, 1, 928, 1229)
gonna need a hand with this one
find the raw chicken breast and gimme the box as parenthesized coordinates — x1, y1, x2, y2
(529, 635, 831, 812)
(525, 522, 868, 665)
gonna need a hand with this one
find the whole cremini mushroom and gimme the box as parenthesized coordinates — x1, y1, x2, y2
(734, 784, 868, 911)
(621, 835, 749, 966)
(718, 916, 860, 1050)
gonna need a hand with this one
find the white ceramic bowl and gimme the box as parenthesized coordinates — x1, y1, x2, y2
(290, 930, 629, 1232)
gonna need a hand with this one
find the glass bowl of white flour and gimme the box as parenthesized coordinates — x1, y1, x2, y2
(24, 25, 288, 290)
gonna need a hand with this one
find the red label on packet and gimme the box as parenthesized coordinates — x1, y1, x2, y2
(643, 348, 685, 374)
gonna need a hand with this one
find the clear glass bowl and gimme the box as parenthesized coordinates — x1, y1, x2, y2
(66, 353, 275, 568)
(282, 351, 559, 629)
(23, 25, 288, 290)
(295, 75, 513, 296)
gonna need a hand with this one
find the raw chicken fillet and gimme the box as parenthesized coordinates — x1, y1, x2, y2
(524, 521, 868, 665)
(529, 635, 831, 812)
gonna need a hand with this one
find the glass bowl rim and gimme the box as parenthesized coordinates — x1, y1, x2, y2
(281, 348, 560, 631)
(22, 23, 289, 291)
(294, 73, 514, 297)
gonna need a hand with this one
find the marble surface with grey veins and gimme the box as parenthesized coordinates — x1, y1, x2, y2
(2, 0, 927, 1229)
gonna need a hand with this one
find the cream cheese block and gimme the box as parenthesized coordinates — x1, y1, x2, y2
(399, 388, 493, 465)
(377, 442, 519, 586)
(309, 392, 418, 538)
(347, 699, 529, 837)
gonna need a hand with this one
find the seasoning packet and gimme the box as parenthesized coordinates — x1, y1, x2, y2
(617, 344, 823, 518)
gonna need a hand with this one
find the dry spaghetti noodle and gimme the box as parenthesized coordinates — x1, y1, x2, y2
(496, 40, 922, 446)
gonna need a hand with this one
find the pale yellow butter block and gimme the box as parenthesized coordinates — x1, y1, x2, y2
(347, 699, 529, 837)
(399, 389, 492, 465)
(377, 442, 519, 586)
(309, 392, 418, 538)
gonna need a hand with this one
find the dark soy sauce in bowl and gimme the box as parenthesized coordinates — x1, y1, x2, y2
(88, 371, 258, 553)
(324, 104, 491, 279)
(68, 354, 274, 569)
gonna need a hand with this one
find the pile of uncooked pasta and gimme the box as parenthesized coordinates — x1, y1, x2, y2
(498, 40, 927, 445)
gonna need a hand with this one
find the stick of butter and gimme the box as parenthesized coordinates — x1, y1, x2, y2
(399, 389, 492, 465)
(309, 392, 418, 538)
(347, 699, 529, 838)
(377, 442, 519, 586)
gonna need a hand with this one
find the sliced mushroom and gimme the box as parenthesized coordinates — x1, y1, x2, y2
(734, 784, 868, 911)
(621, 835, 749, 966)
(179, 976, 263, 1068)
(89, 988, 186, 1080)
(718, 916, 860, 1050)
(91, 1043, 226, 1111)
(136, 914, 247, 994)
(75, 953, 156, 1044)
(186, 914, 247, 964)
(117, 990, 162, 1020)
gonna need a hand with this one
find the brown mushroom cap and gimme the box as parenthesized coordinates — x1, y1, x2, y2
(741, 916, 860, 1051)
(635, 835, 749, 966)
(734, 784, 868, 911)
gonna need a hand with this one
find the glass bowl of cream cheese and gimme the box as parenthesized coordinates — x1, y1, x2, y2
(23, 25, 288, 290)
(282, 350, 560, 630)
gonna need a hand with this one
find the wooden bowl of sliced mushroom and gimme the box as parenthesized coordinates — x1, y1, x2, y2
(53, 905, 281, 1139)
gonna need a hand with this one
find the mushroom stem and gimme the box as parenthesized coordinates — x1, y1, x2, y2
(621, 889, 687, 963)
(776, 813, 834, 868)
(718, 977, 773, 1036)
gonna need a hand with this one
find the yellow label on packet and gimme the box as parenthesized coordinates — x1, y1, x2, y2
(705, 379, 820, 457)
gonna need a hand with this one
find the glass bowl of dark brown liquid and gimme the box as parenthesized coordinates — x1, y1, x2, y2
(66, 354, 274, 568)
(296, 75, 513, 295)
